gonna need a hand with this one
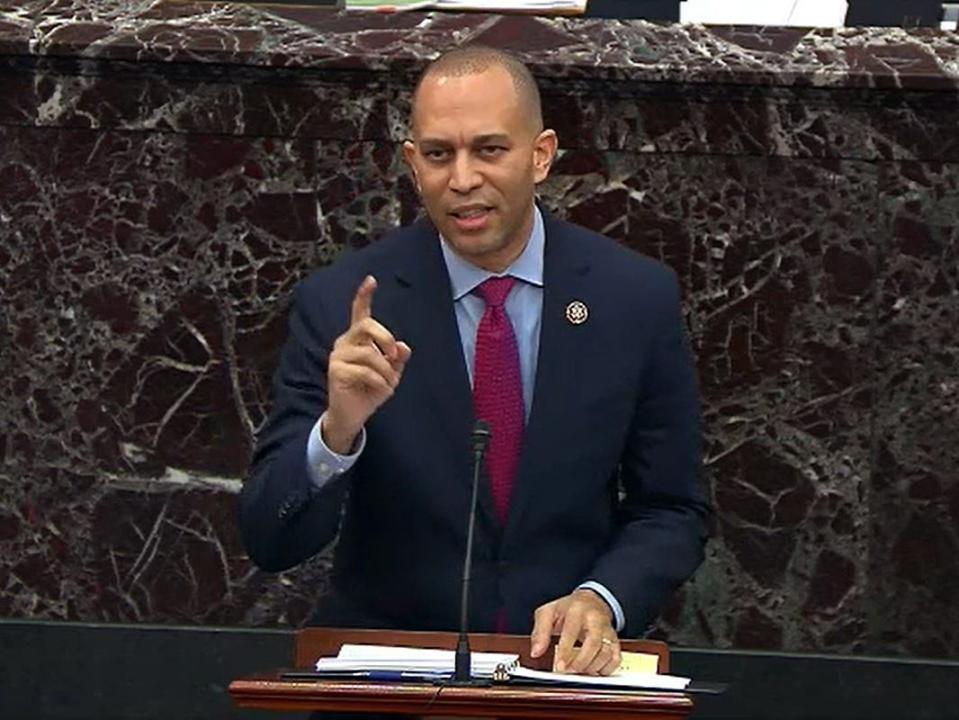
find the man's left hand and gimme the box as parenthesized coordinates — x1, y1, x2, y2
(529, 589, 621, 676)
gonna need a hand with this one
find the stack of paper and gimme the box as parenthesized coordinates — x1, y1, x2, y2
(313, 643, 692, 691)
(315, 644, 519, 678)
(509, 665, 691, 690)
(344, 0, 588, 14)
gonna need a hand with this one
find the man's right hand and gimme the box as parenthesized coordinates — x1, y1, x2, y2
(322, 275, 412, 454)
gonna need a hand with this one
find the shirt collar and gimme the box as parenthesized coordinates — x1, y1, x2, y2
(439, 206, 545, 301)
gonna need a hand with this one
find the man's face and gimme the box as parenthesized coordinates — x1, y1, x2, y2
(403, 65, 556, 272)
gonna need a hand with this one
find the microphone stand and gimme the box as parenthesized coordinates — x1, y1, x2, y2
(450, 420, 492, 686)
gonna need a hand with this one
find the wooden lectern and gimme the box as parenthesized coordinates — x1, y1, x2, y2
(229, 628, 694, 719)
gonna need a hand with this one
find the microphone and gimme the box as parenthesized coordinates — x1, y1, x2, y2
(452, 420, 491, 685)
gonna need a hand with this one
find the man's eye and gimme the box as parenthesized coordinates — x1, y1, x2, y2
(424, 149, 448, 161)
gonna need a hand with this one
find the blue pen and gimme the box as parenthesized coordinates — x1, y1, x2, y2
(366, 671, 447, 681)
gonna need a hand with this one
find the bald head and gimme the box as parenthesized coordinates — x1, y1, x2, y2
(412, 45, 543, 134)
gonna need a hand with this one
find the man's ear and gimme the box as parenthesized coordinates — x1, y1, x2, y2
(532, 129, 558, 184)
(402, 140, 421, 192)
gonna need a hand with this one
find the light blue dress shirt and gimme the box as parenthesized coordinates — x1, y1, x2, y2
(305, 207, 625, 631)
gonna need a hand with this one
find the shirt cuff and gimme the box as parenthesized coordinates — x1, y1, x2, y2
(577, 581, 626, 633)
(305, 412, 366, 489)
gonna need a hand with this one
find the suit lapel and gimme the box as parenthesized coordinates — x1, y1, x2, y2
(503, 214, 591, 548)
(392, 220, 500, 529)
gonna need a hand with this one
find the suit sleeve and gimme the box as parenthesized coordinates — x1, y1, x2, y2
(238, 279, 352, 572)
(585, 270, 710, 635)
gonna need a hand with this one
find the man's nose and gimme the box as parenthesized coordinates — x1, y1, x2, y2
(449, 153, 482, 193)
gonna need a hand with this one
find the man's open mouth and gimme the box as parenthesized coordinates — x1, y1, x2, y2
(451, 205, 492, 218)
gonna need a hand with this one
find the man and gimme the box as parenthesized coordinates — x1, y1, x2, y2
(240, 45, 708, 676)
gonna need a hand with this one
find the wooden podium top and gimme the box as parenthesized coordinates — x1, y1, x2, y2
(229, 627, 693, 718)
(230, 672, 695, 718)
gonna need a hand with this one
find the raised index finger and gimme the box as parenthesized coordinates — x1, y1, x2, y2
(351, 275, 377, 326)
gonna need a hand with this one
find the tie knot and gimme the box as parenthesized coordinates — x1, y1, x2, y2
(475, 276, 515, 308)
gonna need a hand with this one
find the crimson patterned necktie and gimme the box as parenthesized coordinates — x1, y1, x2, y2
(471, 276, 524, 527)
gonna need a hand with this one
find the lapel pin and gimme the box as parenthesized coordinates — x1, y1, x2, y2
(565, 300, 589, 325)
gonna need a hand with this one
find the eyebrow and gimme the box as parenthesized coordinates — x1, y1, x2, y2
(417, 133, 512, 147)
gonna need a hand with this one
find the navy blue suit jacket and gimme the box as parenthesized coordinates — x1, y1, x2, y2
(240, 211, 708, 636)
